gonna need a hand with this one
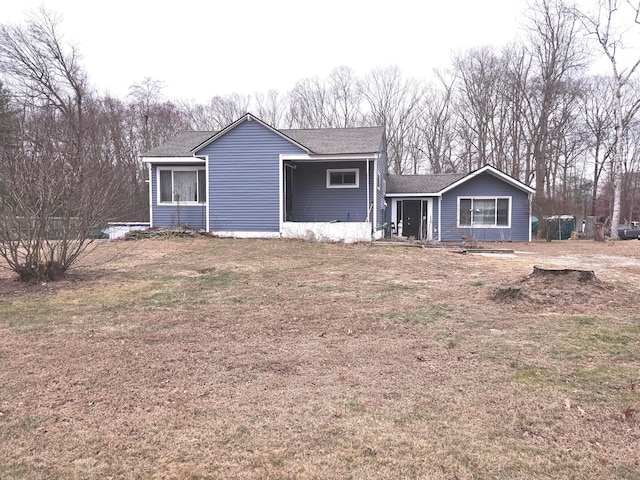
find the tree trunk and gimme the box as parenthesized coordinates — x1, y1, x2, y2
(610, 86, 624, 239)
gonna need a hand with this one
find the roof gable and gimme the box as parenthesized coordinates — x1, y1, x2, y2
(439, 165, 534, 195)
(141, 113, 385, 159)
(386, 166, 534, 196)
(193, 113, 310, 155)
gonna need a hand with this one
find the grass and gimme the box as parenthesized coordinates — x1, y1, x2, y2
(512, 364, 558, 385)
(386, 303, 452, 325)
(0, 237, 639, 479)
(549, 315, 640, 361)
(197, 270, 247, 287)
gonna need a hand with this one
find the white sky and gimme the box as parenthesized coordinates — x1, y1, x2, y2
(2, 0, 635, 103)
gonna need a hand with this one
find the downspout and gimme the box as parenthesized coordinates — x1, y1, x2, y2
(529, 192, 532, 242)
(205, 155, 210, 232)
(366, 159, 370, 225)
(438, 195, 442, 242)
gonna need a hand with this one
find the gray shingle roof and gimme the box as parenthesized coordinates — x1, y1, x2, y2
(283, 126, 385, 155)
(141, 124, 385, 157)
(141, 131, 217, 157)
(386, 173, 467, 194)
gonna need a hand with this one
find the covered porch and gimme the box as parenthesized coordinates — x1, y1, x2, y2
(280, 155, 381, 243)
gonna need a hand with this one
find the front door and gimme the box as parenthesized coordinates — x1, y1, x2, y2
(403, 200, 421, 239)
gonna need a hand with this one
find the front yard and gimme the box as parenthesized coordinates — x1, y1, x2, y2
(0, 238, 639, 479)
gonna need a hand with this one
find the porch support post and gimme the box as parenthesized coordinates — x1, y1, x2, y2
(366, 159, 370, 223)
(373, 156, 377, 233)
(148, 163, 153, 227)
(278, 154, 284, 235)
(438, 196, 442, 242)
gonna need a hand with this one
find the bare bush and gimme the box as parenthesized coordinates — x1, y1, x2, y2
(0, 9, 125, 281)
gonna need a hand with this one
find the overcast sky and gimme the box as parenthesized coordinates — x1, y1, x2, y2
(2, 0, 632, 103)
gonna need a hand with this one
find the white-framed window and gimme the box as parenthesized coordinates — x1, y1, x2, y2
(458, 197, 511, 227)
(158, 167, 206, 204)
(326, 168, 359, 188)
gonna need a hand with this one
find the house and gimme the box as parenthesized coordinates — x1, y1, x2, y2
(141, 113, 387, 243)
(386, 165, 535, 242)
(141, 114, 534, 243)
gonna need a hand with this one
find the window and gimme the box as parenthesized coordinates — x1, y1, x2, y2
(458, 197, 510, 227)
(158, 168, 206, 204)
(327, 168, 359, 188)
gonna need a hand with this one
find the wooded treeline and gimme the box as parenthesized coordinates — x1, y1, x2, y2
(1, 0, 639, 228)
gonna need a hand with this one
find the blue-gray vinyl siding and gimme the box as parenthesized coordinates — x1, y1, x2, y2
(150, 165, 206, 229)
(195, 121, 306, 232)
(439, 173, 530, 242)
(291, 162, 372, 222)
(431, 197, 440, 238)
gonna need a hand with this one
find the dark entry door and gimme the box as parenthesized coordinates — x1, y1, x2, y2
(403, 200, 421, 238)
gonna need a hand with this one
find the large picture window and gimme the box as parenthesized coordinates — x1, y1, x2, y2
(158, 168, 206, 204)
(458, 197, 510, 227)
(327, 168, 359, 188)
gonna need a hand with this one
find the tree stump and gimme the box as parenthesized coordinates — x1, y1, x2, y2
(531, 265, 596, 282)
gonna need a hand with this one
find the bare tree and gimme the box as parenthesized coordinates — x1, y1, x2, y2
(0, 9, 125, 281)
(453, 47, 505, 169)
(578, 0, 640, 237)
(128, 77, 165, 152)
(181, 93, 249, 130)
(327, 66, 364, 128)
(284, 66, 366, 129)
(360, 66, 427, 174)
(501, 44, 534, 181)
(621, 114, 640, 221)
(449, 43, 539, 183)
(524, 0, 587, 218)
(0, 80, 19, 148)
(581, 75, 616, 215)
(415, 72, 457, 173)
(254, 89, 286, 128)
(286, 76, 332, 128)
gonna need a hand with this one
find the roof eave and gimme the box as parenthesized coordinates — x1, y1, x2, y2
(141, 156, 205, 164)
(385, 192, 442, 197)
(282, 152, 379, 161)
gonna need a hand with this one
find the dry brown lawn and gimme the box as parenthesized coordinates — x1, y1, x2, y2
(1, 237, 639, 479)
